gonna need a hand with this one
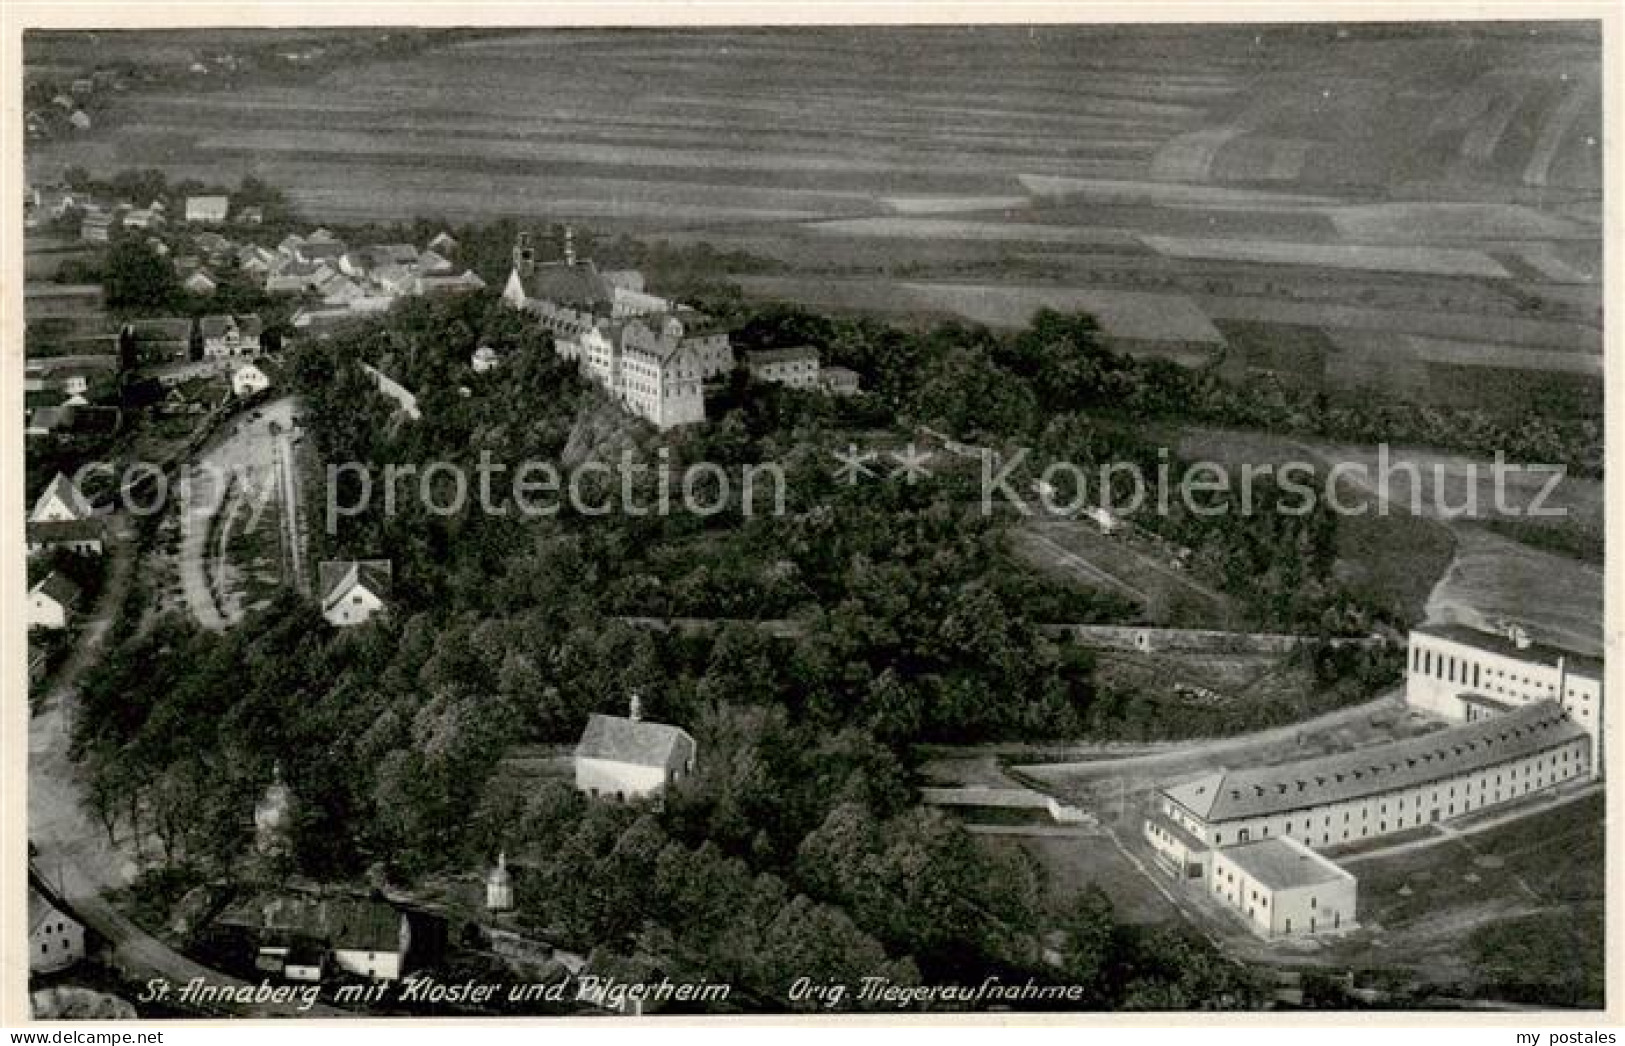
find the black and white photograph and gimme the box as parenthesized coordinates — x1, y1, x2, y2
(7, 6, 1615, 1026)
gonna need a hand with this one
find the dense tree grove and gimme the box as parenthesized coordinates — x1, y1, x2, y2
(71, 274, 1405, 1012)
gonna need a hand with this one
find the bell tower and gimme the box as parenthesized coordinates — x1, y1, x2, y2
(512, 231, 535, 275)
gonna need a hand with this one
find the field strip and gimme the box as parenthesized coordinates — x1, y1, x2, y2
(803, 218, 1142, 247)
(1522, 74, 1595, 188)
(881, 195, 1033, 214)
(1150, 126, 1242, 182)
(1460, 81, 1527, 163)
(1198, 296, 1598, 351)
(1018, 174, 1340, 208)
(899, 282, 1224, 342)
(1141, 235, 1511, 279)
(1327, 331, 1601, 376)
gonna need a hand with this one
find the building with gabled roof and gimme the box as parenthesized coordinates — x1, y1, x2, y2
(31, 472, 94, 523)
(217, 892, 413, 982)
(426, 231, 458, 254)
(575, 694, 696, 803)
(26, 572, 83, 630)
(1157, 700, 1589, 856)
(318, 559, 392, 627)
(184, 194, 230, 225)
(29, 884, 86, 974)
(200, 314, 263, 358)
(745, 345, 821, 390)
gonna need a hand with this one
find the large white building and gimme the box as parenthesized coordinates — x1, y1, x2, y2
(1153, 699, 1589, 857)
(1407, 622, 1602, 771)
(501, 232, 731, 429)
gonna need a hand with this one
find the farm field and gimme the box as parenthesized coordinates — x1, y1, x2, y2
(28, 26, 1601, 409)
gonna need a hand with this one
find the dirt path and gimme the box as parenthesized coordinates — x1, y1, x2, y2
(1012, 526, 1147, 602)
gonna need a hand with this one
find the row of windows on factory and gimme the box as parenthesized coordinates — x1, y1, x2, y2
(1411, 645, 1588, 704)
(1208, 743, 1585, 849)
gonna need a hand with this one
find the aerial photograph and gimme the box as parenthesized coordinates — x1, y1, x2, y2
(15, 21, 1606, 1020)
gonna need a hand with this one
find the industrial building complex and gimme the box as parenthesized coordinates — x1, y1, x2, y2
(1145, 624, 1602, 939)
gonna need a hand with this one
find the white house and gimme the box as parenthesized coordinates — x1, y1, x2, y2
(184, 194, 230, 224)
(574, 694, 696, 803)
(31, 473, 94, 523)
(471, 346, 501, 374)
(29, 887, 86, 974)
(821, 366, 861, 396)
(232, 361, 273, 398)
(318, 560, 392, 627)
(26, 573, 82, 631)
(744, 346, 821, 390)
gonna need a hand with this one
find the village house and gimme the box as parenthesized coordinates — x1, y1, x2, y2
(471, 345, 501, 373)
(29, 885, 86, 974)
(25, 406, 77, 439)
(575, 694, 697, 803)
(318, 559, 393, 627)
(412, 270, 486, 296)
(200, 314, 263, 358)
(416, 248, 453, 275)
(26, 572, 82, 631)
(31, 472, 94, 524)
(232, 360, 274, 398)
(121, 317, 196, 366)
(821, 365, 861, 396)
(426, 230, 459, 255)
(745, 346, 821, 390)
(238, 205, 264, 225)
(184, 194, 230, 224)
(68, 110, 91, 131)
(27, 518, 104, 557)
(79, 211, 116, 243)
(184, 270, 218, 296)
(217, 892, 415, 983)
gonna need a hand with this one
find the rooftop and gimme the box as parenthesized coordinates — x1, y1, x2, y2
(513, 259, 615, 309)
(318, 559, 393, 612)
(1412, 623, 1601, 681)
(745, 345, 820, 366)
(1219, 836, 1352, 891)
(577, 713, 694, 771)
(1165, 700, 1587, 824)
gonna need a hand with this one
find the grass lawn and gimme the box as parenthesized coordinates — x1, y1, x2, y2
(981, 834, 1178, 926)
(1325, 792, 1604, 1005)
